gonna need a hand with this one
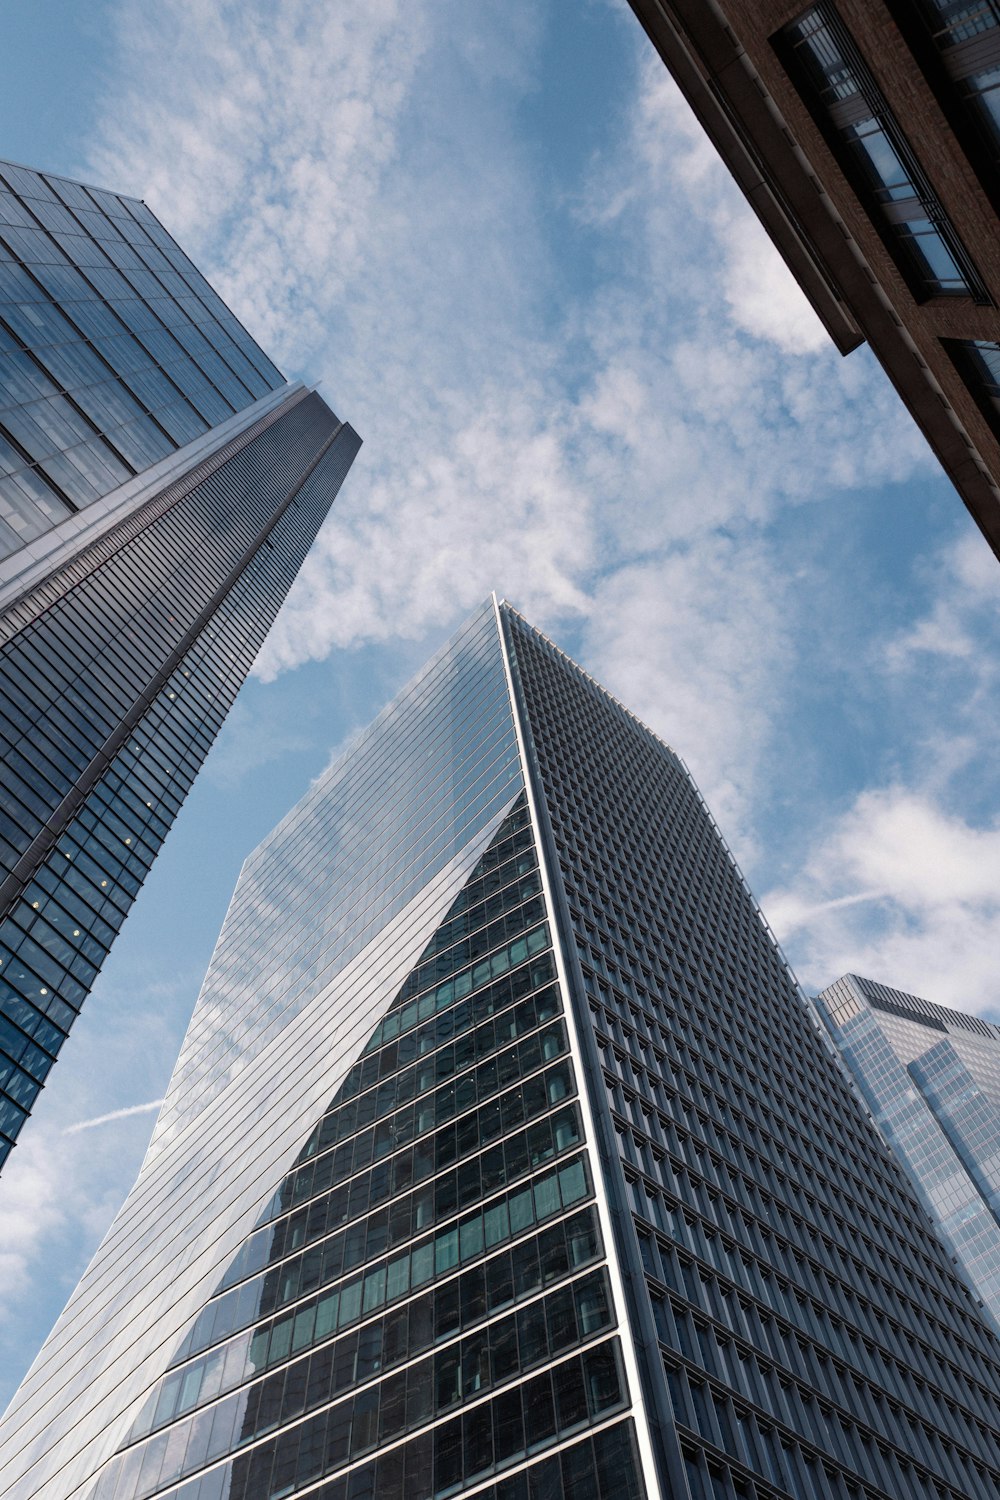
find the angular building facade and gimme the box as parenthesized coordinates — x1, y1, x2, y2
(0, 158, 361, 1168)
(625, 0, 1000, 560)
(817, 973, 1000, 1334)
(3, 599, 1000, 1500)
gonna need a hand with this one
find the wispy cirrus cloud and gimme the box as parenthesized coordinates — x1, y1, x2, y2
(89, 0, 931, 852)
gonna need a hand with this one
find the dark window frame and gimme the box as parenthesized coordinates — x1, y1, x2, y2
(775, 2, 993, 304)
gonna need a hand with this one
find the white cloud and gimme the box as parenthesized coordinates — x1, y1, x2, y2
(720, 216, 829, 356)
(760, 518, 1000, 1017)
(765, 788, 1000, 1015)
(0, 970, 194, 1404)
(579, 535, 794, 849)
(86, 0, 932, 842)
(886, 529, 1000, 668)
(0, 1128, 66, 1312)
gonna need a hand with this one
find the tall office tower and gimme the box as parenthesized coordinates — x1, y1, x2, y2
(817, 973, 1000, 1333)
(0, 158, 361, 1169)
(4, 598, 1000, 1500)
(625, 0, 1000, 560)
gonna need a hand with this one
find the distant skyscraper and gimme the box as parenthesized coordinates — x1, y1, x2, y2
(817, 972, 1000, 1332)
(625, 1, 1000, 560)
(0, 158, 360, 1169)
(2, 599, 999, 1500)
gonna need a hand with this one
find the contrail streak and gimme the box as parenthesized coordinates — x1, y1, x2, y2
(63, 1100, 164, 1135)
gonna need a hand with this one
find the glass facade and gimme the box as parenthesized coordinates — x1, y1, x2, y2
(817, 973, 1000, 1332)
(91, 796, 643, 1500)
(0, 161, 361, 1169)
(3, 601, 1000, 1500)
(0, 159, 284, 559)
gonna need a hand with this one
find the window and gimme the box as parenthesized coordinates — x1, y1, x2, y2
(913, 0, 1000, 173)
(945, 337, 1000, 436)
(781, 4, 987, 298)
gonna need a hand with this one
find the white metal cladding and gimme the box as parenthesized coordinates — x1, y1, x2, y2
(493, 598, 664, 1500)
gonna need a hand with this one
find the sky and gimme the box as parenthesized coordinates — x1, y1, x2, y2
(1, 0, 999, 1411)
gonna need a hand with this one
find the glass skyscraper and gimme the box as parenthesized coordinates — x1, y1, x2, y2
(0, 158, 361, 1169)
(817, 973, 1000, 1334)
(2, 599, 999, 1500)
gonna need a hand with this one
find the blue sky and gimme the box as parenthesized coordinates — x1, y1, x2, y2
(1, 0, 999, 1410)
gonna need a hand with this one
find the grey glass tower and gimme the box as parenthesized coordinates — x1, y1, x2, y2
(0, 158, 360, 1169)
(817, 973, 1000, 1333)
(3, 600, 999, 1500)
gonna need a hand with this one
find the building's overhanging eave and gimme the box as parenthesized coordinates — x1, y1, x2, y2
(626, 0, 1000, 561)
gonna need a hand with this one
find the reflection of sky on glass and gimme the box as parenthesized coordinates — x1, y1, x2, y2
(819, 975, 1000, 1330)
(0, 602, 526, 1500)
(151, 599, 522, 1155)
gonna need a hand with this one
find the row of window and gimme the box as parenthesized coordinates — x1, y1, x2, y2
(267, 975, 560, 1237)
(652, 1278, 994, 1492)
(222, 1031, 571, 1291)
(137, 1207, 603, 1443)
(0, 649, 221, 1142)
(598, 978, 989, 1351)
(630, 1162, 999, 1435)
(144, 1339, 624, 1500)
(611, 1082, 996, 1405)
(354, 945, 552, 1110)
(120, 1419, 644, 1500)
(782, 0, 1000, 465)
(395, 853, 539, 996)
(584, 949, 929, 1246)
(300, 961, 558, 1185)
(392, 889, 545, 1010)
(0, 622, 245, 1142)
(116, 1267, 617, 1500)
(257, 1051, 572, 1321)
(908, 0, 1000, 184)
(223, 1082, 581, 1323)
(144, 1344, 620, 1500)
(667, 1345, 985, 1500)
(358, 890, 555, 1066)
(175, 1153, 592, 1372)
(335, 970, 563, 1157)
(783, 7, 984, 299)
(282, 940, 555, 1183)
(576, 854, 926, 1213)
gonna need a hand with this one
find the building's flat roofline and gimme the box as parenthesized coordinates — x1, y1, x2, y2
(0, 153, 143, 206)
